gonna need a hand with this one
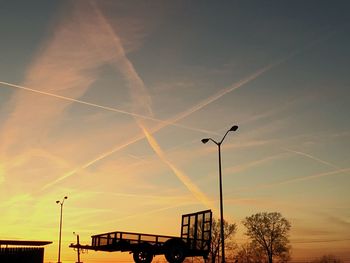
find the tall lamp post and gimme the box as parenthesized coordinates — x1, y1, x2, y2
(202, 125, 238, 263)
(56, 196, 68, 263)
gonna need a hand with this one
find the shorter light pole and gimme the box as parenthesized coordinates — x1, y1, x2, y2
(202, 125, 238, 263)
(56, 196, 68, 263)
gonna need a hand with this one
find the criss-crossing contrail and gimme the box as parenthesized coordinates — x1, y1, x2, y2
(35, 52, 299, 191)
(0, 81, 215, 135)
(90, 2, 214, 208)
(27, 4, 335, 194)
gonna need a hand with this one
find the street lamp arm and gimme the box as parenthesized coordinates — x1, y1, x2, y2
(209, 138, 219, 145)
(220, 125, 238, 144)
(220, 129, 231, 144)
(202, 137, 219, 145)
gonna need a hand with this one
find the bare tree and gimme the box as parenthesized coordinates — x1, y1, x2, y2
(209, 218, 237, 263)
(235, 243, 265, 263)
(190, 218, 236, 263)
(242, 212, 291, 263)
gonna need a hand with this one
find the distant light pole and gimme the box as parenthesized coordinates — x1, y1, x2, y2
(202, 125, 238, 263)
(56, 196, 68, 263)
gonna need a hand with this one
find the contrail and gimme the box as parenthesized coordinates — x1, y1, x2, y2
(163, 63, 276, 125)
(98, 201, 199, 226)
(88, 190, 193, 202)
(274, 167, 350, 186)
(0, 81, 215, 135)
(149, 35, 314, 126)
(37, 1, 216, 204)
(37, 6, 334, 192)
(235, 167, 350, 193)
(140, 124, 214, 209)
(35, 50, 297, 191)
(225, 152, 290, 174)
(90, 1, 215, 209)
(40, 131, 146, 191)
(282, 147, 343, 170)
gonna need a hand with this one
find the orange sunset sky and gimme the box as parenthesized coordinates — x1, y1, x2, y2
(0, 1, 349, 262)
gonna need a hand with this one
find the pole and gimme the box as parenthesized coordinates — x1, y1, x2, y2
(201, 125, 238, 263)
(58, 202, 63, 263)
(57, 196, 67, 263)
(76, 234, 81, 263)
(218, 143, 225, 263)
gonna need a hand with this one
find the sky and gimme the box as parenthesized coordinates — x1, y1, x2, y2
(0, 1, 349, 262)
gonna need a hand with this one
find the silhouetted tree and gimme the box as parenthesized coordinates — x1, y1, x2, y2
(209, 218, 237, 263)
(311, 254, 343, 263)
(242, 212, 291, 263)
(187, 218, 237, 263)
(235, 243, 265, 263)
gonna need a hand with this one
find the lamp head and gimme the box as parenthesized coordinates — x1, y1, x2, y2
(64, 196, 68, 199)
(56, 200, 60, 204)
(229, 125, 238, 132)
(201, 138, 209, 144)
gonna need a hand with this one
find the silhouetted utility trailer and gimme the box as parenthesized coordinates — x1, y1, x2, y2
(70, 210, 212, 263)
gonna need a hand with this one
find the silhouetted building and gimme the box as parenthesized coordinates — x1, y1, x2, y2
(0, 240, 52, 263)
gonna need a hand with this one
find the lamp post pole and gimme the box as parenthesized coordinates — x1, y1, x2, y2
(56, 196, 68, 263)
(202, 125, 238, 263)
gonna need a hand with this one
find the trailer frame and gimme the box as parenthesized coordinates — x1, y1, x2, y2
(70, 209, 212, 263)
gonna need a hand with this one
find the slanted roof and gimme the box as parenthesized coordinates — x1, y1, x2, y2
(0, 240, 52, 246)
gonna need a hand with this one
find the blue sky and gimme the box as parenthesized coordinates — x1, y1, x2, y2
(0, 1, 349, 262)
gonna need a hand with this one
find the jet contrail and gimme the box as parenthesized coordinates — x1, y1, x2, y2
(36, 5, 334, 193)
(99, 201, 199, 225)
(282, 147, 343, 170)
(140, 124, 214, 209)
(0, 81, 215, 135)
(274, 167, 350, 186)
(40, 131, 147, 191)
(235, 167, 350, 193)
(35, 50, 299, 192)
(89, 1, 215, 209)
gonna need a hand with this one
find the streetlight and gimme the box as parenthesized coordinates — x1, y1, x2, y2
(56, 196, 68, 263)
(201, 125, 238, 263)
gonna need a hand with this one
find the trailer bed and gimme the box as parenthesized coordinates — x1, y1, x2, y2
(87, 231, 178, 252)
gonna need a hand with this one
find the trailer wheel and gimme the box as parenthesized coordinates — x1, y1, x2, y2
(165, 240, 186, 263)
(133, 244, 153, 263)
